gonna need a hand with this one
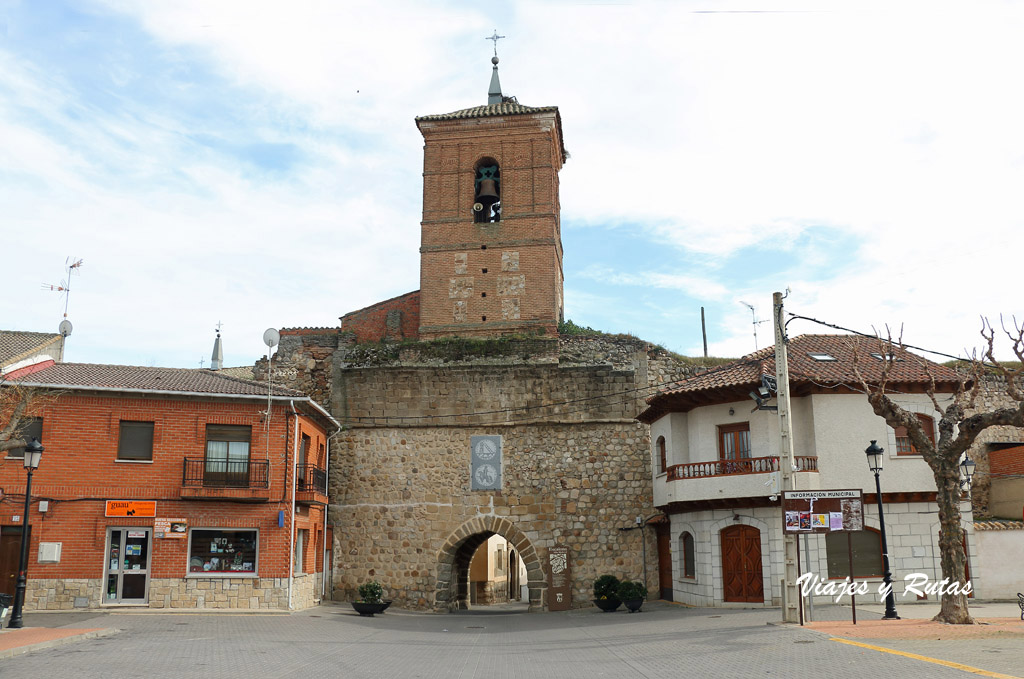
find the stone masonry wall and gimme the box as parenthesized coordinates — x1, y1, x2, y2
(964, 374, 1024, 518)
(265, 332, 700, 611)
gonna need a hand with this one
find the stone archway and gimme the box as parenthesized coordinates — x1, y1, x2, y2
(435, 516, 546, 612)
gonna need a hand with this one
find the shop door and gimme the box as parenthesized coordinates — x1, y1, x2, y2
(721, 525, 764, 603)
(1, 527, 28, 597)
(105, 528, 151, 604)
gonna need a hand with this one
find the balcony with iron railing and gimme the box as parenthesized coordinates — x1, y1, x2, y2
(295, 463, 329, 505)
(657, 455, 819, 505)
(180, 458, 271, 502)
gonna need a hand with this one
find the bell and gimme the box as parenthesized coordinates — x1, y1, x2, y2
(476, 179, 499, 203)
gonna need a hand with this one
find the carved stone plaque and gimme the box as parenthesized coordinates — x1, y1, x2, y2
(547, 544, 571, 611)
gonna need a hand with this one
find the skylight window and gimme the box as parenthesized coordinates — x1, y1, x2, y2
(870, 352, 903, 362)
(807, 352, 837, 362)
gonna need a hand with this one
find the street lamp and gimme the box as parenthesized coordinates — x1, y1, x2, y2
(959, 454, 976, 489)
(8, 437, 43, 629)
(864, 440, 899, 620)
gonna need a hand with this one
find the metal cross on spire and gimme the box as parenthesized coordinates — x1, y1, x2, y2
(486, 30, 505, 57)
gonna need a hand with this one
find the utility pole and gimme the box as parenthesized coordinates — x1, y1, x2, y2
(774, 291, 799, 623)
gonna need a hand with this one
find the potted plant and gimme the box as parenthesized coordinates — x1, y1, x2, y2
(351, 581, 391, 616)
(592, 574, 622, 612)
(617, 580, 646, 613)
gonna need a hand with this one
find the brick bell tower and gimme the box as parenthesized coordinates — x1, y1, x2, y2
(415, 53, 567, 340)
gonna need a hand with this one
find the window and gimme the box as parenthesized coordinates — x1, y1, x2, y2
(118, 421, 154, 461)
(895, 413, 935, 455)
(807, 352, 837, 361)
(473, 160, 501, 223)
(718, 422, 751, 460)
(656, 436, 667, 474)
(188, 529, 257, 575)
(294, 529, 306, 575)
(825, 528, 883, 578)
(205, 425, 251, 486)
(8, 417, 42, 458)
(679, 531, 696, 579)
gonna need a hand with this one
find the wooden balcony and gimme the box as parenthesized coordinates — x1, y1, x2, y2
(180, 458, 271, 503)
(666, 455, 818, 480)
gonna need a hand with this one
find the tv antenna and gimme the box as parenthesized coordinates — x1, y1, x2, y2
(739, 300, 768, 351)
(42, 257, 84, 320)
(262, 328, 280, 430)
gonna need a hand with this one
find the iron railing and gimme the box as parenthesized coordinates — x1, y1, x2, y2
(296, 464, 328, 494)
(182, 458, 270, 488)
(666, 455, 818, 480)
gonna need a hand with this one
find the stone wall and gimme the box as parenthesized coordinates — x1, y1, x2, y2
(963, 375, 1024, 518)
(266, 332, 700, 611)
(24, 576, 302, 610)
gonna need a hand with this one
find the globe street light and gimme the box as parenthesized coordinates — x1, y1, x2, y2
(8, 437, 43, 629)
(864, 440, 899, 620)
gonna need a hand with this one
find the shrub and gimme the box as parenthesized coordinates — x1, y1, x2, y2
(358, 581, 384, 603)
(593, 574, 621, 599)
(616, 580, 646, 601)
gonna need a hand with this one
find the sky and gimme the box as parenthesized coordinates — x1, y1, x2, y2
(2, 0, 1023, 369)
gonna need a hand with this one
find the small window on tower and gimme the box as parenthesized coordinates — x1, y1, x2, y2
(473, 160, 501, 223)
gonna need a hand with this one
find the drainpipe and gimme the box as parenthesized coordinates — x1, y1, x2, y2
(288, 400, 299, 610)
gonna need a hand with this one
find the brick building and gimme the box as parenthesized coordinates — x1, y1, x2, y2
(0, 363, 338, 610)
(260, 58, 700, 612)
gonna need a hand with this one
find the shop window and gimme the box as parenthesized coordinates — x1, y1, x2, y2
(679, 531, 696, 579)
(205, 424, 251, 486)
(895, 413, 935, 455)
(118, 421, 154, 461)
(8, 416, 42, 458)
(825, 528, 883, 578)
(718, 422, 751, 460)
(656, 436, 667, 474)
(188, 529, 257, 575)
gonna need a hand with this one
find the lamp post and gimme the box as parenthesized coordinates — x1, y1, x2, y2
(8, 437, 43, 629)
(959, 454, 976, 489)
(864, 440, 899, 620)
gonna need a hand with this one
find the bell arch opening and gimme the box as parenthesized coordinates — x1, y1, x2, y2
(435, 516, 545, 612)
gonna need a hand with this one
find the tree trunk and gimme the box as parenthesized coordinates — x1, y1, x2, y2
(932, 463, 973, 624)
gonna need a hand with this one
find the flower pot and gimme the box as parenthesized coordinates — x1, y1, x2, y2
(623, 598, 644, 613)
(593, 597, 622, 612)
(352, 601, 389, 617)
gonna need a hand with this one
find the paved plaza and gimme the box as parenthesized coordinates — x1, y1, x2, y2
(1, 601, 1022, 679)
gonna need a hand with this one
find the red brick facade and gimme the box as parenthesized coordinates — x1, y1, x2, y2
(0, 388, 334, 610)
(339, 290, 421, 343)
(989, 445, 1024, 476)
(416, 109, 566, 339)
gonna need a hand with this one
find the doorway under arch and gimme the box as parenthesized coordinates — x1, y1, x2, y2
(435, 516, 546, 612)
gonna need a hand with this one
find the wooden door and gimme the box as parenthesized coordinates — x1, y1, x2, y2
(721, 525, 763, 603)
(656, 523, 673, 601)
(1, 527, 27, 597)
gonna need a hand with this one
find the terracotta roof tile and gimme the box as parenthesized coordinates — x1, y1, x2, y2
(415, 102, 558, 122)
(638, 334, 965, 422)
(0, 330, 61, 366)
(973, 519, 1024, 531)
(11, 362, 303, 397)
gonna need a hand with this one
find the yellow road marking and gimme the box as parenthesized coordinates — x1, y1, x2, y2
(830, 637, 1022, 679)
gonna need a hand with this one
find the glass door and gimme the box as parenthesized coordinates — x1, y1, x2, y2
(105, 528, 151, 603)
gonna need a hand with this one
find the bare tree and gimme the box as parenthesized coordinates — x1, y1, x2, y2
(853, 323, 1024, 624)
(0, 382, 38, 454)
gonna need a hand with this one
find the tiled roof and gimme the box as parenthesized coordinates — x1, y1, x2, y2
(638, 334, 966, 422)
(415, 102, 558, 122)
(11, 362, 304, 397)
(0, 330, 61, 366)
(973, 519, 1024, 531)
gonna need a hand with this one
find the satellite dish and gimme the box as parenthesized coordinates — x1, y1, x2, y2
(262, 328, 280, 348)
(58, 319, 73, 337)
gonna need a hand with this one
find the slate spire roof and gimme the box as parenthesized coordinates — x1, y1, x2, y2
(637, 334, 966, 423)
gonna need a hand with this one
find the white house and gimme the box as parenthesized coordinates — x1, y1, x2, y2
(637, 334, 976, 608)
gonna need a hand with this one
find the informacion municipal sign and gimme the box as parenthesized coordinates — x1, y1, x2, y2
(547, 544, 572, 611)
(782, 489, 863, 534)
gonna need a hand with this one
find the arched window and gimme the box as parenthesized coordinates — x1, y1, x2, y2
(825, 527, 883, 578)
(895, 413, 935, 455)
(679, 531, 696, 579)
(656, 436, 667, 474)
(473, 159, 501, 223)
